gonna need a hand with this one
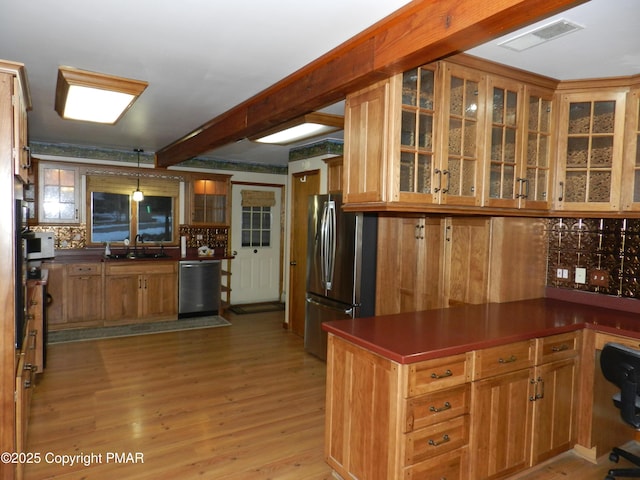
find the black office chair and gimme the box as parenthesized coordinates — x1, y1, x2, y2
(601, 342, 640, 479)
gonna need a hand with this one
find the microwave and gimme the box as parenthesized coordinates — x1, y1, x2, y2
(25, 232, 55, 260)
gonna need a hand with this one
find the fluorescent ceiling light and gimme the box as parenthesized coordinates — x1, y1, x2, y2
(498, 19, 583, 52)
(251, 112, 343, 145)
(55, 66, 148, 124)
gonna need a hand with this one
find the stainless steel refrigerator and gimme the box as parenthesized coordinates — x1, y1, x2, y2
(304, 194, 377, 360)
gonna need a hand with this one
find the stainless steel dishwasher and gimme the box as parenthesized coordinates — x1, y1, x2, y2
(178, 260, 221, 318)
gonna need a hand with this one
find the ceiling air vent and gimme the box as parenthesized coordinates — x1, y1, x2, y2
(498, 19, 583, 52)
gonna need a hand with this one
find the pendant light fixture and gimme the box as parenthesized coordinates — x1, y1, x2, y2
(132, 148, 144, 202)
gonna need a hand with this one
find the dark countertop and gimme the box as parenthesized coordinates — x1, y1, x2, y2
(322, 297, 640, 364)
(44, 248, 233, 264)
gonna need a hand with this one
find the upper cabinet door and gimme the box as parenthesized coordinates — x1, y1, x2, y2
(483, 76, 523, 209)
(343, 78, 392, 205)
(621, 86, 640, 211)
(554, 89, 627, 212)
(38, 163, 81, 224)
(439, 62, 486, 207)
(519, 86, 555, 210)
(396, 64, 439, 204)
(191, 177, 229, 225)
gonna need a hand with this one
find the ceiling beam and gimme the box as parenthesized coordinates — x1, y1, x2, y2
(155, 0, 585, 168)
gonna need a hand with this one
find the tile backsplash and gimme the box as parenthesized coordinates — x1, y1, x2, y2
(547, 218, 640, 298)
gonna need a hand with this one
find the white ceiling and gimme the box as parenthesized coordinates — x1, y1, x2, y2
(0, 0, 638, 168)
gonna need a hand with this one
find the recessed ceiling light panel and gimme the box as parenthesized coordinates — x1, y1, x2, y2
(498, 19, 583, 52)
(251, 112, 343, 145)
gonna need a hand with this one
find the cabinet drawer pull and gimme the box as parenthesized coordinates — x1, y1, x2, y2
(552, 344, 569, 352)
(429, 401, 451, 413)
(428, 434, 450, 447)
(431, 369, 452, 379)
(498, 355, 517, 364)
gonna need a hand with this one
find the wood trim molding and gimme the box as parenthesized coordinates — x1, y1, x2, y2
(155, 0, 585, 168)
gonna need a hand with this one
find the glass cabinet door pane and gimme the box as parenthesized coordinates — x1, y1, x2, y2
(493, 88, 505, 123)
(419, 69, 435, 109)
(402, 69, 418, 106)
(592, 101, 616, 133)
(447, 158, 461, 196)
(448, 118, 462, 155)
(565, 171, 587, 202)
(401, 110, 416, 147)
(450, 77, 464, 116)
(418, 113, 433, 149)
(591, 137, 614, 167)
(465, 81, 479, 119)
(588, 171, 611, 202)
(540, 99, 551, 130)
(506, 91, 517, 127)
(399, 152, 415, 192)
(462, 159, 476, 196)
(567, 137, 589, 167)
(568, 102, 591, 134)
(416, 154, 431, 193)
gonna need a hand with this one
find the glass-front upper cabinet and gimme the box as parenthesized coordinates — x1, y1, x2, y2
(555, 89, 627, 211)
(622, 87, 640, 210)
(397, 64, 438, 203)
(520, 87, 554, 209)
(191, 176, 230, 225)
(397, 62, 486, 206)
(484, 77, 522, 208)
(440, 62, 485, 206)
(38, 163, 81, 224)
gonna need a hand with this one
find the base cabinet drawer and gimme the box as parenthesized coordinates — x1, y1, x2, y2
(404, 384, 470, 432)
(404, 446, 468, 480)
(404, 415, 469, 465)
(406, 354, 469, 396)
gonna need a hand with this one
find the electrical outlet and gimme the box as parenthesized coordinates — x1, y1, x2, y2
(575, 267, 587, 284)
(590, 269, 609, 287)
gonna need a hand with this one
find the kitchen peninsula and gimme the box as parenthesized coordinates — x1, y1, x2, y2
(323, 294, 640, 480)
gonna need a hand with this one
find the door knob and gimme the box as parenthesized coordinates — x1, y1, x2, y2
(253, 249, 258, 254)
(290, 261, 297, 266)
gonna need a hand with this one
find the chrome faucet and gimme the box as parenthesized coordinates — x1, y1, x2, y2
(134, 234, 144, 252)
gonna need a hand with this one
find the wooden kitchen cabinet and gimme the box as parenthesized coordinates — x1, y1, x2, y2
(46, 262, 103, 330)
(469, 332, 580, 479)
(554, 86, 627, 211)
(621, 84, 640, 210)
(343, 77, 392, 205)
(38, 162, 81, 224)
(0, 61, 31, 184)
(438, 62, 486, 206)
(66, 263, 103, 326)
(375, 215, 444, 315)
(105, 261, 177, 324)
(325, 334, 400, 480)
(190, 174, 231, 225)
(376, 216, 547, 315)
(325, 334, 472, 480)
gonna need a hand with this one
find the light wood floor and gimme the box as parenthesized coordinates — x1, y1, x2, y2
(24, 310, 640, 480)
(25, 311, 333, 480)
